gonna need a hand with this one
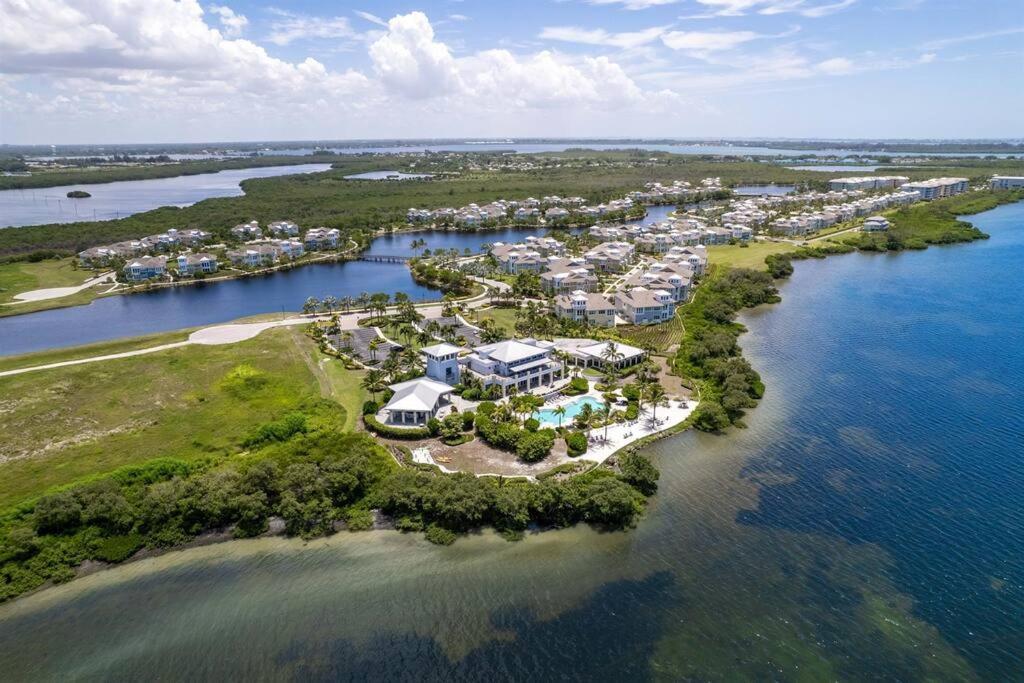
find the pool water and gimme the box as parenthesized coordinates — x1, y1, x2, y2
(534, 396, 603, 426)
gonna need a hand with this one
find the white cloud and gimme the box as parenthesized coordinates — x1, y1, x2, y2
(921, 26, 1024, 51)
(368, 12, 463, 98)
(815, 56, 853, 74)
(266, 10, 356, 46)
(208, 4, 248, 37)
(587, 0, 682, 9)
(661, 29, 763, 53)
(692, 0, 855, 17)
(353, 10, 388, 27)
(449, 14, 470, 22)
(539, 25, 668, 49)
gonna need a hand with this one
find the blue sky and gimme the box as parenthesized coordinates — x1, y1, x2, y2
(1, 0, 1021, 143)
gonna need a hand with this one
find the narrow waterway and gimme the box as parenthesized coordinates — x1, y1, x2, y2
(1, 201, 1020, 680)
(0, 206, 676, 356)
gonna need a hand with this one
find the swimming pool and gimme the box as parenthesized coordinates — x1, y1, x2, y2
(533, 396, 603, 427)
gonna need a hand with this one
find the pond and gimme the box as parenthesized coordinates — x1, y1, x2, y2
(0, 164, 332, 228)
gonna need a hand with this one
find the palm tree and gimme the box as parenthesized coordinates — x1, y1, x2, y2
(340, 296, 354, 313)
(574, 402, 594, 436)
(357, 292, 371, 313)
(361, 369, 387, 401)
(553, 405, 567, 429)
(600, 399, 613, 441)
(368, 337, 382, 363)
(303, 296, 321, 315)
(647, 384, 667, 422)
(339, 330, 354, 353)
(601, 341, 625, 373)
(322, 295, 338, 313)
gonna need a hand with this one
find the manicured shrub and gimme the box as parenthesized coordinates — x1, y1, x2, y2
(362, 400, 379, 416)
(363, 414, 431, 439)
(476, 401, 497, 416)
(624, 403, 639, 421)
(461, 411, 475, 431)
(524, 418, 540, 432)
(565, 431, 588, 457)
(426, 417, 441, 437)
(516, 430, 555, 463)
(564, 377, 589, 395)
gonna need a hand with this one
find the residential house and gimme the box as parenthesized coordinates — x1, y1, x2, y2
(613, 287, 675, 325)
(554, 291, 617, 328)
(231, 221, 262, 240)
(228, 244, 280, 267)
(123, 255, 168, 282)
(268, 220, 300, 237)
(176, 253, 219, 276)
(303, 227, 340, 250)
(490, 243, 546, 274)
(584, 241, 635, 272)
(862, 216, 890, 232)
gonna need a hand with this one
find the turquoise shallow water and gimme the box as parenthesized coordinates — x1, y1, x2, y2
(0, 201, 1022, 680)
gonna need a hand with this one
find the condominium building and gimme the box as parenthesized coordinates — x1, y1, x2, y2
(554, 291, 617, 328)
(900, 178, 969, 200)
(990, 176, 1024, 190)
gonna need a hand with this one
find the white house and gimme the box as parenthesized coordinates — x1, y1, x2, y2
(176, 253, 219, 276)
(123, 255, 168, 281)
(862, 216, 890, 232)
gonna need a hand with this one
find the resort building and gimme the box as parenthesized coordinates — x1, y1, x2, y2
(381, 378, 454, 426)
(554, 291, 617, 328)
(421, 342, 462, 385)
(462, 340, 563, 396)
(900, 178, 969, 201)
(228, 244, 280, 267)
(613, 287, 675, 325)
(560, 340, 647, 371)
(176, 253, 219, 276)
(990, 176, 1024, 190)
(123, 255, 168, 281)
(622, 262, 693, 303)
(862, 216, 890, 232)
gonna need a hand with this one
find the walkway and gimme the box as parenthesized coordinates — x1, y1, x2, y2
(9, 271, 115, 304)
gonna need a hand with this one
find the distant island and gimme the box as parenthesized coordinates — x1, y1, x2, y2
(66, 190, 90, 198)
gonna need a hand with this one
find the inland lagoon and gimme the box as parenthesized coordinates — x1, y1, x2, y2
(0, 202, 1021, 679)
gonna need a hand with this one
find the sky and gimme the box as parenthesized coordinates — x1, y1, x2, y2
(0, 0, 1022, 144)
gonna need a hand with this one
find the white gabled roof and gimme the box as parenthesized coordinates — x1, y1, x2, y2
(384, 377, 454, 412)
(474, 339, 546, 363)
(420, 342, 462, 357)
(578, 340, 646, 361)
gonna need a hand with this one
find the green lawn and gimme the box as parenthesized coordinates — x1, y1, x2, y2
(0, 257, 97, 303)
(706, 241, 796, 270)
(0, 328, 195, 373)
(468, 307, 518, 335)
(0, 328, 365, 510)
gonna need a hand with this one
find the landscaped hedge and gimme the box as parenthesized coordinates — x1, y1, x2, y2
(565, 431, 588, 457)
(363, 414, 431, 440)
(563, 377, 589, 395)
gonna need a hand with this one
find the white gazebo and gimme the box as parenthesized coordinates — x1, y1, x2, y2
(382, 377, 454, 426)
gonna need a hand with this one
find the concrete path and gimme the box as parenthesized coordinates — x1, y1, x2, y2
(9, 272, 114, 303)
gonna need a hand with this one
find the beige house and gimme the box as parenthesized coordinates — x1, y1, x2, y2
(554, 290, 617, 328)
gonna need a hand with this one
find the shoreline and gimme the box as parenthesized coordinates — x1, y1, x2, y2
(2, 198, 1018, 604)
